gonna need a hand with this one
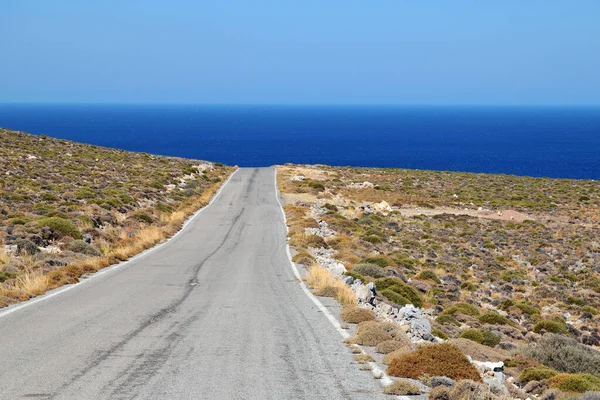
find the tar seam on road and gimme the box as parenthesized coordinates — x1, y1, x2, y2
(0, 168, 240, 321)
(271, 167, 398, 393)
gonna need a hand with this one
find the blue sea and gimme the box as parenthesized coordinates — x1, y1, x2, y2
(0, 104, 598, 180)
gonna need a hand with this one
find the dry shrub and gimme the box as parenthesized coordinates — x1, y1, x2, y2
(449, 338, 509, 362)
(428, 386, 451, 400)
(355, 354, 375, 363)
(353, 320, 406, 346)
(383, 346, 415, 365)
(449, 380, 496, 400)
(341, 305, 375, 323)
(383, 380, 421, 395)
(376, 339, 405, 354)
(314, 285, 339, 297)
(387, 343, 482, 382)
(549, 373, 600, 393)
(524, 334, 600, 377)
(306, 265, 357, 305)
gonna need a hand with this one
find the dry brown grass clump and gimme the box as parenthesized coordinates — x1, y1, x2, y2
(448, 380, 497, 400)
(306, 265, 356, 305)
(351, 320, 410, 347)
(387, 343, 482, 382)
(428, 386, 451, 400)
(340, 305, 375, 323)
(314, 285, 339, 297)
(376, 339, 405, 354)
(383, 380, 422, 395)
(355, 354, 375, 364)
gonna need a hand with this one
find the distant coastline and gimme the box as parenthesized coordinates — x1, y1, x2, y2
(0, 103, 598, 180)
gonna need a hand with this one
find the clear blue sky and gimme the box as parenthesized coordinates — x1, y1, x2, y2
(1, 0, 599, 105)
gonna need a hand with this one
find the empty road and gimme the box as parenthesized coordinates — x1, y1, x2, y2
(0, 168, 384, 400)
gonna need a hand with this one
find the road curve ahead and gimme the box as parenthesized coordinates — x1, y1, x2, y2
(0, 168, 385, 400)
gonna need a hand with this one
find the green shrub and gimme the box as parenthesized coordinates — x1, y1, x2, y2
(533, 320, 568, 334)
(481, 331, 501, 347)
(459, 329, 484, 344)
(74, 187, 96, 199)
(67, 240, 102, 257)
(439, 302, 480, 317)
(133, 213, 154, 224)
(353, 263, 386, 278)
(308, 181, 325, 190)
(376, 277, 423, 307)
(520, 367, 559, 383)
(381, 289, 410, 306)
(550, 373, 600, 393)
(362, 234, 382, 244)
(515, 302, 541, 315)
(436, 315, 461, 326)
(344, 271, 365, 282)
(432, 328, 448, 340)
(581, 306, 599, 316)
(567, 296, 585, 306)
(525, 334, 600, 377)
(479, 312, 510, 325)
(460, 282, 477, 291)
(361, 256, 391, 268)
(37, 217, 82, 239)
(0, 271, 18, 283)
(416, 270, 441, 284)
(9, 216, 31, 225)
(387, 343, 482, 382)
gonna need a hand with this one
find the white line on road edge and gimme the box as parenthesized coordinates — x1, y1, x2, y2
(0, 168, 240, 320)
(272, 167, 406, 396)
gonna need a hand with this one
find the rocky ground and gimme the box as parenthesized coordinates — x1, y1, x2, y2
(0, 128, 234, 307)
(278, 164, 600, 399)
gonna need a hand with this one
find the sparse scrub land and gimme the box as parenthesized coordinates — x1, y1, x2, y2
(0, 128, 234, 307)
(278, 164, 600, 399)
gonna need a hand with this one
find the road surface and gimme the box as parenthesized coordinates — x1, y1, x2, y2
(0, 168, 384, 400)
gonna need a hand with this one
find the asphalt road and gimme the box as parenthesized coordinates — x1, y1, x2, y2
(0, 168, 385, 400)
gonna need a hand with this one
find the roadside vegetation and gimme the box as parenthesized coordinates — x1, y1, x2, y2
(0, 128, 234, 307)
(277, 164, 600, 399)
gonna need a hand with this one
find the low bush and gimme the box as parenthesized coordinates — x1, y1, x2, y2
(375, 277, 423, 307)
(67, 240, 102, 257)
(376, 339, 406, 354)
(431, 328, 448, 340)
(383, 380, 421, 395)
(416, 270, 441, 283)
(0, 271, 18, 283)
(353, 320, 405, 346)
(479, 312, 510, 325)
(314, 285, 339, 297)
(37, 217, 82, 239)
(448, 380, 496, 400)
(352, 263, 386, 278)
(439, 302, 480, 317)
(520, 367, 559, 383)
(340, 306, 376, 324)
(387, 343, 482, 382)
(436, 314, 461, 326)
(383, 346, 414, 365)
(361, 256, 391, 268)
(525, 334, 600, 376)
(515, 302, 541, 315)
(133, 213, 154, 224)
(381, 289, 410, 306)
(481, 330, 501, 347)
(344, 271, 365, 282)
(549, 373, 600, 393)
(292, 251, 315, 266)
(459, 328, 484, 344)
(428, 386, 450, 400)
(533, 320, 568, 334)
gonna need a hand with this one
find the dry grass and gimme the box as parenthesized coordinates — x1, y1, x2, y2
(355, 354, 375, 364)
(383, 380, 422, 396)
(383, 346, 415, 365)
(351, 320, 406, 346)
(340, 305, 376, 323)
(306, 265, 356, 306)
(13, 271, 49, 296)
(376, 339, 406, 354)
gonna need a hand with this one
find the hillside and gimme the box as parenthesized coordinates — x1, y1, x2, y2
(278, 164, 600, 398)
(0, 128, 235, 307)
